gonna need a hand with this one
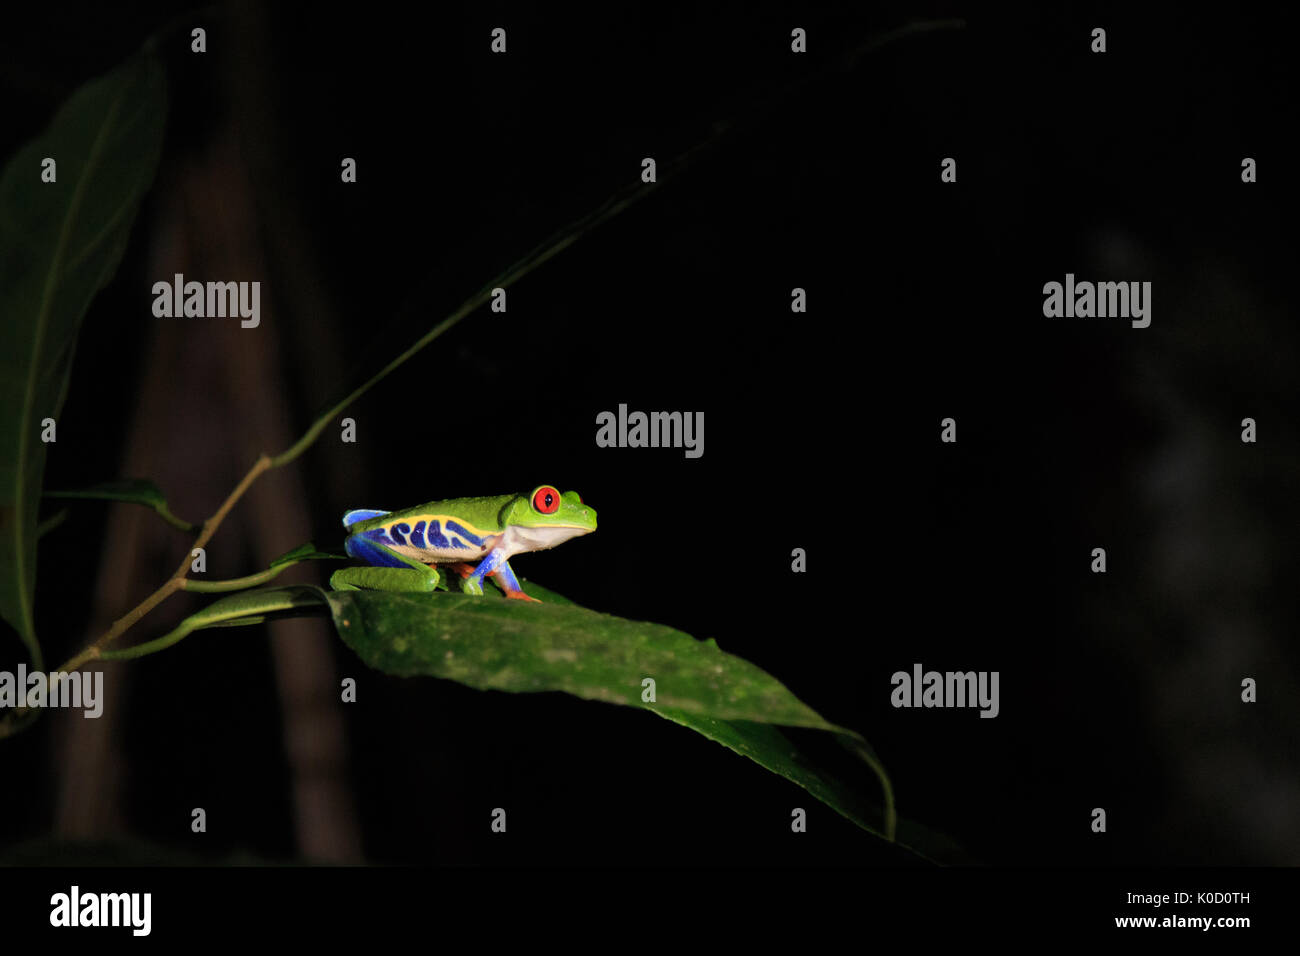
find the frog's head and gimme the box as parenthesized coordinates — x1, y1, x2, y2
(498, 485, 597, 551)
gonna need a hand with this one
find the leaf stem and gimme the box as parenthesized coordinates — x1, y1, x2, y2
(97, 615, 205, 662)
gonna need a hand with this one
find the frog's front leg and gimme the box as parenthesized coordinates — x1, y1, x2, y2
(447, 555, 539, 602)
(330, 535, 441, 592)
(489, 558, 539, 602)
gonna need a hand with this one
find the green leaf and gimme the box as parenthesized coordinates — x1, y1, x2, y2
(45, 478, 197, 531)
(101, 585, 327, 661)
(178, 585, 328, 627)
(269, 542, 347, 568)
(322, 583, 934, 850)
(504, 584, 963, 856)
(327, 589, 847, 730)
(0, 52, 167, 669)
(649, 710, 969, 863)
(659, 711, 889, 827)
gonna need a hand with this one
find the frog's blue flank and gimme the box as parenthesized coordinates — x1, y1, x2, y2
(342, 508, 390, 527)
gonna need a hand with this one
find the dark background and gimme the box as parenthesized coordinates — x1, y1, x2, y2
(0, 2, 1295, 867)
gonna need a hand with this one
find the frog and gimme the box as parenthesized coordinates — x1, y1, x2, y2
(328, 485, 596, 602)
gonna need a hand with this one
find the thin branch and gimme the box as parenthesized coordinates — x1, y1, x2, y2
(181, 564, 292, 593)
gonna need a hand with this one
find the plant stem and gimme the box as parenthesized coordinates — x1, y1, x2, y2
(36, 509, 69, 539)
(60, 453, 273, 666)
(181, 565, 291, 592)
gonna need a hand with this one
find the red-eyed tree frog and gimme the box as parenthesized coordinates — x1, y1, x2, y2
(329, 486, 596, 602)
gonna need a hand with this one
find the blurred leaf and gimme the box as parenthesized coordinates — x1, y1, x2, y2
(46, 478, 196, 531)
(0, 51, 167, 669)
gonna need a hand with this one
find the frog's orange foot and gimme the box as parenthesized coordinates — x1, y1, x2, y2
(446, 562, 477, 579)
(503, 589, 541, 602)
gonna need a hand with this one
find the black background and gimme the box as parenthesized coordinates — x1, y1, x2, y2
(1, 0, 1296, 880)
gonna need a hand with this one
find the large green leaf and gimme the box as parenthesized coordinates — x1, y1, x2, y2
(519, 588, 964, 859)
(0, 52, 167, 668)
(327, 587, 848, 731)
(323, 582, 922, 849)
(651, 710, 971, 863)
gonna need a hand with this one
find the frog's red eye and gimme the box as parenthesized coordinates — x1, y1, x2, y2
(533, 486, 561, 514)
(575, 493, 583, 504)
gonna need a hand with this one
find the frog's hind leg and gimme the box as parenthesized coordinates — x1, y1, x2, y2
(330, 535, 440, 592)
(446, 562, 477, 580)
